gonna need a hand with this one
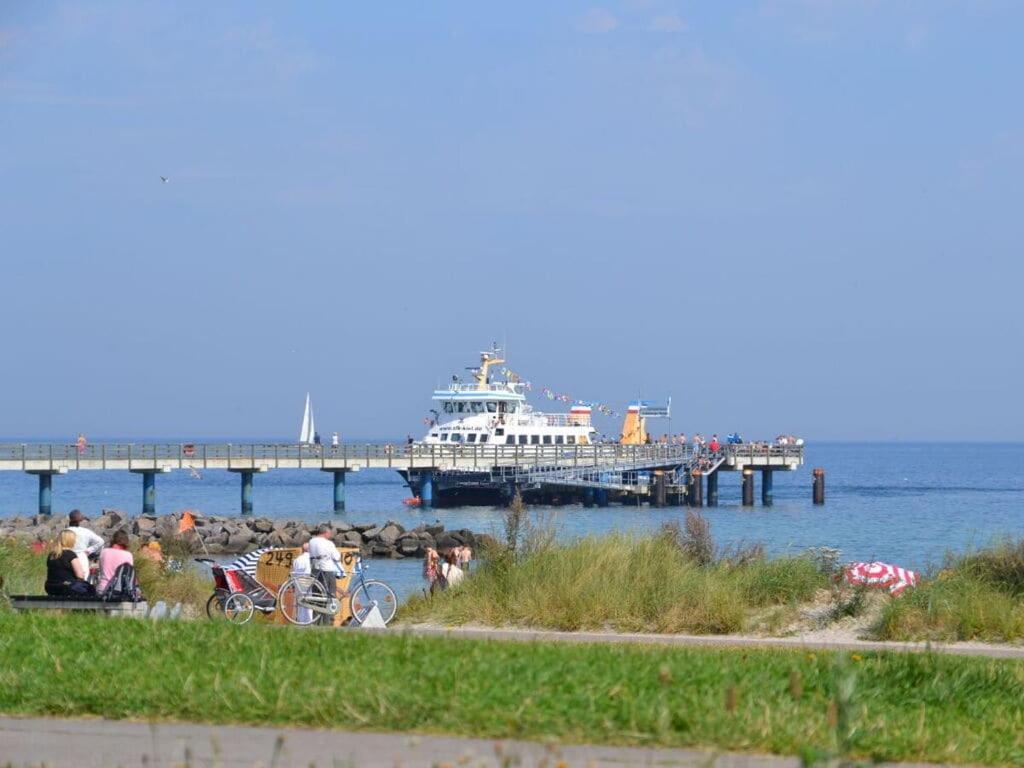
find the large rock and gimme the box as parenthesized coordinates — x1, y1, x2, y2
(435, 534, 459, 551)
(361, 526, 382, 541)
(134, 517, 157, 534)
(377, 524, 402, 545)
(224, 532, 252, 552)
(249, 518, 275, 534)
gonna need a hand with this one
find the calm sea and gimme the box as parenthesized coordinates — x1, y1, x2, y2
(2, 442, 1022, 600)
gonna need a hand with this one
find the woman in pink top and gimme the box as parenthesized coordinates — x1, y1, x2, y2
(98, 530, 134, 591)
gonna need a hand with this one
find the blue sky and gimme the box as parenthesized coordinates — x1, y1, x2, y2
(1, 1, 1021, 441)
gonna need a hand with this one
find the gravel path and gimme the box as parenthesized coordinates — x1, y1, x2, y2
(397, 623, 1024, 659)
(0, 716, 946, 768)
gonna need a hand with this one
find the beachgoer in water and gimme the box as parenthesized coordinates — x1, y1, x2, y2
(45, 530, 95, 597)
(98, 530, 134, 592)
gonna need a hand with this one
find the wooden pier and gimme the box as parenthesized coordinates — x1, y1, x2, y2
(0, 442, 805, 514)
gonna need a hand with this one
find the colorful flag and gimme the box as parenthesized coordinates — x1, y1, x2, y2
(178, 510, 196, 533)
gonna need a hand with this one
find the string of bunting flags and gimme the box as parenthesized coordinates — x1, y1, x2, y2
(500, 368, 619, 416)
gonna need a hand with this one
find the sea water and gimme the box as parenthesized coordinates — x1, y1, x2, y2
(2, 442, 1022, 600)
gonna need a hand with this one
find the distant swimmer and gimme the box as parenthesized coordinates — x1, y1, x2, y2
(160, 176, 169, 183)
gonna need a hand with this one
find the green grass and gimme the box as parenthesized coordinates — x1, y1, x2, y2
(403, 531, 829, 634)
(875, 539, 1024, 642)
(1, 613, 1023, 765)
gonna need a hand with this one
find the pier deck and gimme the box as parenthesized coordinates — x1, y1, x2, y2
(0, 442, 804, 513)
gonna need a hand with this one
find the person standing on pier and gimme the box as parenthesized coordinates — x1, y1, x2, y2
(76, 433, 87, 455)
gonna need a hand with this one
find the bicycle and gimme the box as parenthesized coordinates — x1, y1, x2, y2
(276, 553, 397, 627)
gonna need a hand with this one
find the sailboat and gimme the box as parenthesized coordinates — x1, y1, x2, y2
(298, 393, 317, 444)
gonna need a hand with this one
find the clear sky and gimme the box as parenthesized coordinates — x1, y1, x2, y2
(1, 2, 1021, 441)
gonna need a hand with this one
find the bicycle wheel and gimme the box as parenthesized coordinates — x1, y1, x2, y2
(205, 592, 226, 620)
(278, 575, 330, 626)
(223, 593, 255, 625)
(349, 579, 398, 626)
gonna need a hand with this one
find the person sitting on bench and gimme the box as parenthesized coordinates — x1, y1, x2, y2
(45, 529, 96, 597)
(98, 530, 134, 592)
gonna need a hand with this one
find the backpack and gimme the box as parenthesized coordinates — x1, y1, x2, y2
(101, 563, 144, 602)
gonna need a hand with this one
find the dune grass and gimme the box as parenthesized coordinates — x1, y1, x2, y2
(403, 523, 828, 634)
(1, 612, 1023, 766)
(875, 539, 1024, 642)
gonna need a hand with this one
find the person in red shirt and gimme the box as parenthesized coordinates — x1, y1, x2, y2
(709, 434, 721, 453)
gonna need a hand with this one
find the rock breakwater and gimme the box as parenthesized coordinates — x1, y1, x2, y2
(0, 510, 491, 558)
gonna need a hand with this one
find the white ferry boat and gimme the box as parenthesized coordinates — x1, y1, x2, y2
(403, 346, 597, 506)
(421, 346, 596, 448)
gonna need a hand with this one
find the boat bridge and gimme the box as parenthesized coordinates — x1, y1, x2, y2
(0, 442, 804, 515)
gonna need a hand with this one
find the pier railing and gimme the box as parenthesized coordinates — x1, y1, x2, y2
(0, 442, 804, 472)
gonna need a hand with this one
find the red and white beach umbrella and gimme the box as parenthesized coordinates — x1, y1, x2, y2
(843, 561, 919, 596)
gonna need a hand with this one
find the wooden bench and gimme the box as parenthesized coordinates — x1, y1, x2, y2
(7, 595, 149, 617)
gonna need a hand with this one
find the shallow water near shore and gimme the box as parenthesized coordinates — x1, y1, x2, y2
(3, 442, 1023, 601)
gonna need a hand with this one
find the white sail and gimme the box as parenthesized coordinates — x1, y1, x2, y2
(299, 393, 316, 444)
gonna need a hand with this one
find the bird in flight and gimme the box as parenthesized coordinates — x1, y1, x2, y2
(160, 176, 169, 183)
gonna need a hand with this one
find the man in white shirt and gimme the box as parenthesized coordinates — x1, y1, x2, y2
(68, 509, 104, 577)
(308, 525, 341, 625)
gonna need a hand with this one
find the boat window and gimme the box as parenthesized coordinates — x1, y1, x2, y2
(470, 402, 483, 414)
(457, 403, 466, 413)
(480, 434, 488, 443)
(498, 402, 507, 413)
(443, 403, 454, 414)
(542, 435, 552, 445)
(430, 433, 438, 438)
(450, 433, 462, 442)
(440, 433, 448, 441)
(518, 435, 528, 445)
(467, 433, 477, 443)
(486, 402, 497, 413)
(555, 435, 564, 445)
(495, 428, 504, 436)
(567, 436, 576, 445)
(530, 435, 540, 445)
(506, 435, 515, 444)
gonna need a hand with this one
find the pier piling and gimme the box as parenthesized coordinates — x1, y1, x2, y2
(742, 469, 754, 506)
(142, 472, 156, 516)
(653, 472, 667, 507)
(812, 467, 825, 505)
(706, 470, 719, 507)
(689, 470, 703, 507)
(38, 473, 52, 517)
(421, 473, 435, 508)
(332, 470, 347, 513)
(761, 469, 773, 507)
(240, 471, 254, 515)
(595, 488, 610, 507)
(583, 487, 595, 508)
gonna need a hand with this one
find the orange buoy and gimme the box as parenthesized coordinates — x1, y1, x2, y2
(403, 497, 422, 506)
